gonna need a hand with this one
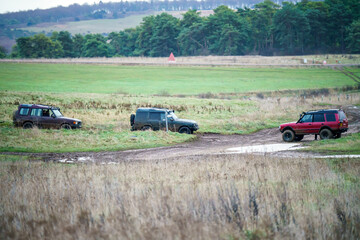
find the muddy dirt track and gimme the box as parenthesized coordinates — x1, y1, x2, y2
(6, 105, 360, 163)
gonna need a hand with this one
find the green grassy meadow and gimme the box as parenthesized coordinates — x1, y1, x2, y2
(0, 63, 357, 95)
(305, 133, 360, 154)
(0, 62, 359, 153)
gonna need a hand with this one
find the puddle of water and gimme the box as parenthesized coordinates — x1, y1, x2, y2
(227, 143, 304, 154)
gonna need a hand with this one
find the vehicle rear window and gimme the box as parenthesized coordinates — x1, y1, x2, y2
(149, 112, 161, 120)
(31, 108, 42, 117)
(326, 113, 336, 122)
(339, 111, 346, 121)
(136, 112, 147, 121)
(19, 108, 30, 116)
(313, 114, 325, 122)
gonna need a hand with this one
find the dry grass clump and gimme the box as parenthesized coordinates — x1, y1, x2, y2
(0, 154, 359, 239)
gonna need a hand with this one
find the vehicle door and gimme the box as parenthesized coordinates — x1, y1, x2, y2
(18, 107, 31, 125)
(30, 108, 43, 127)
(296, 114, 313, 134)
(310, 113, 325, 133)
(148, 112, 162, 130)
(39, 108, 57, 129)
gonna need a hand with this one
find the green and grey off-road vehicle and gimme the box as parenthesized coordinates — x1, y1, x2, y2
(130, 108, 199, 134)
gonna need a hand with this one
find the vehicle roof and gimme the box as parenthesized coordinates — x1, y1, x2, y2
(305, 109, 341, 114)
(19, 104, 59, 109)
(136, 107, 173, 112)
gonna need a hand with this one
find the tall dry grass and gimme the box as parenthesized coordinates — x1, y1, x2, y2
(0, 154, 359, 239)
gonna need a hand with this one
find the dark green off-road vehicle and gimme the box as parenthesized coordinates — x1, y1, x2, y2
(130, 108, 199, 134)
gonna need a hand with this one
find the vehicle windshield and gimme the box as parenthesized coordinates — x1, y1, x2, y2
(168, 112, 178, 120)
(52, 109, 63, 117)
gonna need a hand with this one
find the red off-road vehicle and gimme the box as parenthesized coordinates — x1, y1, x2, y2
(279, 109, 348, 142)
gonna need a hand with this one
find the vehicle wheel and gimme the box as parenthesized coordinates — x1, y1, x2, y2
(319, 129, 333, 140)
(294, 135, 304, 141)
(61, 123, 71, 130)
(335, 133, 342, 139)
(282, 130, 295, 142)
(130, 114, 135, 126)
(141, 126, 151, 131)
(23, 122, 33, 129)
(179, 127, 191, 134)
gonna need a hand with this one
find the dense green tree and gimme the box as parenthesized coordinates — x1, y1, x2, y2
(273, 2, 310, 54)
(346, 20, 360, 53)
(134, 15, 155, 56)
(51, 31, 74, 57)
(325, 0, 353, 52)
(108, 28, 139, 56)
(15, 34, 63, 58)
(0, 46, 7, 58)
(82, 34, 112, 57)
(249, 0, 279, 54)
(149, 13, 180, 57)
(73, 34, 84, 57)
(177, 10, 208, 55)
(177, 21, 209, 55)
(206, 5, 250, 55)
(180, 9, 202, 28)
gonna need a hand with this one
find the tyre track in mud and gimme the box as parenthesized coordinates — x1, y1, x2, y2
(4, 105, 360, 163)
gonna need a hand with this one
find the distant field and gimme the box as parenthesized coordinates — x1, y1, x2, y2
(19, 10, 214, 35)
(0, 63, 357, 95)
(20, 13, 152, 35)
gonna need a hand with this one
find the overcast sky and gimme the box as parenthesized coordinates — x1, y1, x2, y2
(0, 0, 142, 14)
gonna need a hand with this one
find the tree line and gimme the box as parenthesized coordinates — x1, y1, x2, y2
(7, 0, 360, 58)
(0, 0, 298, 27)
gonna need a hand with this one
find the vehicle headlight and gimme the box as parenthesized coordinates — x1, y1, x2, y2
(73, 121, 77, 124)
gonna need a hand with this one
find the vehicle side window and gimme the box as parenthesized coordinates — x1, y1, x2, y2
(136, 112, 147, 121)
(301, 114, 313, 123)
(42, 109, 50, 117)
(326, 113, 336, 122)
(31, 108, 42, 117)
(19, 108, 30, 116)
(149, 112, 161, 120)
(339, 111, 346, 121)
(313, 114, 325, 122)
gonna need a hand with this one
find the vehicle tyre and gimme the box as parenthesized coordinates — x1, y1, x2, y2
(61, 123, 72, 130)
(141, 126, 151, 131)
(23, 122, 33, 129)
(179, 127, 191, 134)
(130, 114, 135, 126)
(282, 130, 295, 142)
(294, 135, 304, 141)
(319, 128, 333, 140)
(335, 133, 342, 139)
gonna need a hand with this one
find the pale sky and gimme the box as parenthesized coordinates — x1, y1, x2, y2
(0, 0, 142, 14)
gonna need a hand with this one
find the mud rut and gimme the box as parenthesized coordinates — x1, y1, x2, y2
(7, 105, 360, 163)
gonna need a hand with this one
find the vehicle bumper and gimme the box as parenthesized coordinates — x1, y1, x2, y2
(340, 128, 348, 133)
(71, 122, 82, 129)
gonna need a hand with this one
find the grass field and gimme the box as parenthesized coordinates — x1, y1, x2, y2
(0, 62, 359, 152)
(0, 63, 358, 95)
(0, 62, 359, 239)
(0, 154, 358, 239)
(305, 133, 360, 154)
